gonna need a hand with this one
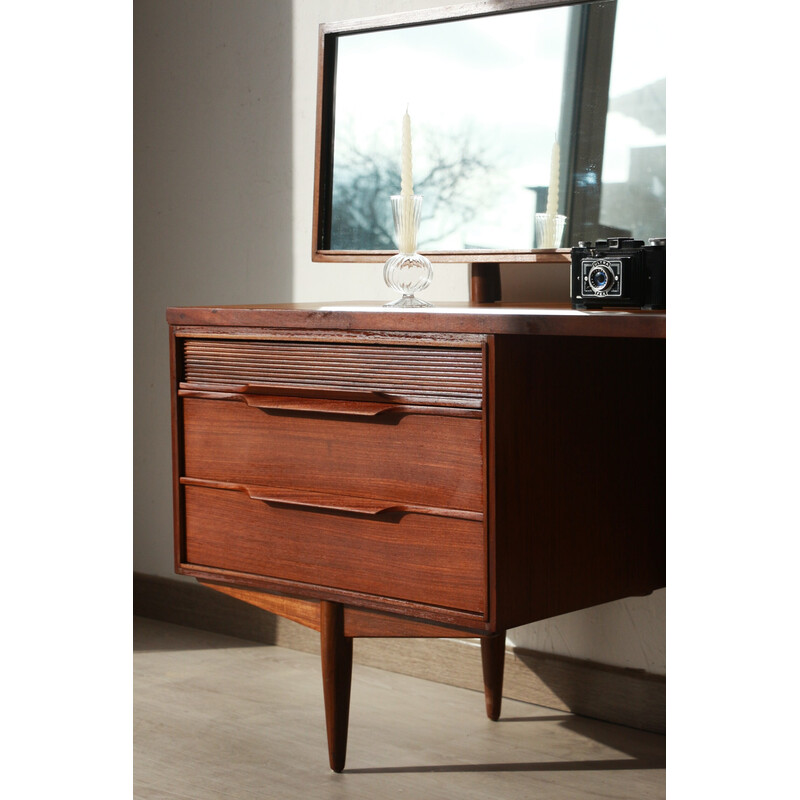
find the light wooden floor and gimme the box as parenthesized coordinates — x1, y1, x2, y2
(134, 616, 665, 799)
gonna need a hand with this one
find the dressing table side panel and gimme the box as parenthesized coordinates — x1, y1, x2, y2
(491, 334, 666, 630)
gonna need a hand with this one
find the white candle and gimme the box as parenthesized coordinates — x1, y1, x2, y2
(401, 108, 413, 197)
(397, 107, 417, 252)
(545, 138, 560, 219)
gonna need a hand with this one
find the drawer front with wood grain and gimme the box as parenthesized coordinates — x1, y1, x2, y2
(181, 338, 484, 409)
(183, 484, 486, 615)
(181, 397, 483, 513)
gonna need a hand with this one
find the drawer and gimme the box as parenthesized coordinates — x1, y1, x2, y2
(182, 397, 484, 513)
(182, 484, 486, 615)
(181, 338, 484, 409)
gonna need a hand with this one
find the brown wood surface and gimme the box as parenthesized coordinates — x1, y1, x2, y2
(182, 478, 483, 522)
(167, 303, 665, 339)
(481, 632, 507, 721)
(343, 608, 485, 638)
(181, 337, 485, 408)
(197, 579, 491, 638)
(313, 250, 572, 263)
(169, 328, 186, 570)
(181, 398, 484, 513)
(319, 601, 352, 773)
(182, 484, 487, 615)
(470, 263, 502, 302)
(168, 306, 665, 770)
(490, 334, 666, 629)
(199, 582, 322, 631)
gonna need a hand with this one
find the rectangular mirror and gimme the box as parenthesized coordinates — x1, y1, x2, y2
(312, 0, 665, 263)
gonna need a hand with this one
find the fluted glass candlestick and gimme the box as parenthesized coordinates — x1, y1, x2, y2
(383, 194, 433, 308)
(534, 212, 567, 249)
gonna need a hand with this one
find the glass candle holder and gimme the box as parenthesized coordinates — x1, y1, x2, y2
(534, 213, 567, 249)
(383, 194, 433, 308)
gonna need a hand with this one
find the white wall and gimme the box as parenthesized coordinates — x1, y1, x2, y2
(134, 0, 665, 677)
(291, 0, 471, 304)
(134, 0, 294, 576)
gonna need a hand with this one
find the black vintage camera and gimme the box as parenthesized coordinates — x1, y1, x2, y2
(570, 237, 665, 309)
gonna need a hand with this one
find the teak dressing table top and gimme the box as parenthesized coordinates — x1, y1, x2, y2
(166, 301, 665, 338)
(168, 301, 665, 771)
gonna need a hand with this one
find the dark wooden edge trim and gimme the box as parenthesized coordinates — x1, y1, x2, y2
(173, 564, 490, 629)
(313, 250, 572, 264)
(168, 327, 186, 570)
(171, 325, 488, 347)
(484, 336, 497, 631)
(178, 386, 483, 415)
(181, 477, 484, 521)
(134, 573, 664, 733)
(165, 308, 665, 339)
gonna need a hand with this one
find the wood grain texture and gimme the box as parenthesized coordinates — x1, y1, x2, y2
(193, 578, 488, 638)
(470, 263, 502, 302)
(319, 601, 352, 773)
(173, 326, 487, 348)
(182, 478, 482, 521)
(167, 303, 665, 339)
(490, 334, 665, 629)
(181, 397, 484, 513)
(481, 632, 506, 721)
(342, 608, 484, 639)
(182, 338, 484, 408)
(198, 582, 322, 631)
(182, 484, 487, 615)
(169, 327, 186, 570)
(166, 306, 666, 769)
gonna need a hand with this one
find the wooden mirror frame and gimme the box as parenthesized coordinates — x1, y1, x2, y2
(311, 0, 586, 269)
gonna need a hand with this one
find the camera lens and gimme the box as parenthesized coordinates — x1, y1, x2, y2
(588, 264, 612, 293)
(591, 269, 608, 290)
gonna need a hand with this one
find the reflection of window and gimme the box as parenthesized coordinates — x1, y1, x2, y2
(560, 0, 666, 243)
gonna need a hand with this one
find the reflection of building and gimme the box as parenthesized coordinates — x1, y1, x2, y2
(608, 78, 666, 136)
(599, 76, 666, 240)
(600, 144, 666, 240)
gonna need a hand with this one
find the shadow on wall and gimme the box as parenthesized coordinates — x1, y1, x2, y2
(133, 0, 295, 578)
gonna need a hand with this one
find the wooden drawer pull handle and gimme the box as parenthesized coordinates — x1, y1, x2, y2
(241, 395, 397, 417)
(246, 488, 399, 515)
(181, 478, 482, 521)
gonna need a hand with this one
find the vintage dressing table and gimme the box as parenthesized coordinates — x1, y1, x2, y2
(167, 302, 665, 771)
(168, 0, 666, 773)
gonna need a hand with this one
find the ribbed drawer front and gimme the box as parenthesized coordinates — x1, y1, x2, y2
(182, 339, 483, 407)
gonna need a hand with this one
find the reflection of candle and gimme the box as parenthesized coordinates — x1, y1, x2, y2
(401, 107, 413, 197)
(546, 138, 560, 219)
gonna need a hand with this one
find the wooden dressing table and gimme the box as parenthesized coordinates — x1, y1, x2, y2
(167, 302, 665, 771)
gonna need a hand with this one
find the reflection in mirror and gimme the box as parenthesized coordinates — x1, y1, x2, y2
(319, 0, 665, 257)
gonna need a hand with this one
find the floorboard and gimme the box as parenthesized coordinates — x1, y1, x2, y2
(134, 616, 665, 799)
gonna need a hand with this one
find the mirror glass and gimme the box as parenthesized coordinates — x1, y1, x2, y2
(318, 0, 665, 258)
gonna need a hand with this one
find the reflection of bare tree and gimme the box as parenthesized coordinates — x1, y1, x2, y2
(331, 128, 501, 250)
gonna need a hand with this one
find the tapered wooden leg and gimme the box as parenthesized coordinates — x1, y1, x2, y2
(481, 632, 506, 721)
(320, 601, 353, 773)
